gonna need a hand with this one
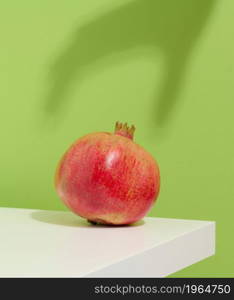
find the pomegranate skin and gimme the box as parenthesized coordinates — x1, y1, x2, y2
(55, 130, 160, 225)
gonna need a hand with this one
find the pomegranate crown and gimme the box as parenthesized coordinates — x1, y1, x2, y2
(114, 121, 135, 140)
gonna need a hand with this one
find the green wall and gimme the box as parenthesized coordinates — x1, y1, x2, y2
(1, 0, 233, 276)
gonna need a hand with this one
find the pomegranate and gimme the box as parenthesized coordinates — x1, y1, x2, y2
(55, 122, 160, 225)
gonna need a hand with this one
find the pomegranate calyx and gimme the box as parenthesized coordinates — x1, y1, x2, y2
(114, 121, 135, 140)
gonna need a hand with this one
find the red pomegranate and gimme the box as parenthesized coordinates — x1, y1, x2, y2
(55, 122, 160, 225)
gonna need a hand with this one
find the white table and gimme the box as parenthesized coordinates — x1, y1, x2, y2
(0, 207, 215, 277)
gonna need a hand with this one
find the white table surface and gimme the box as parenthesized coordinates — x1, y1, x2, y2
(0, 207, 215, 277)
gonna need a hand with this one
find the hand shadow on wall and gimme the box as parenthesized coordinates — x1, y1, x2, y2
(44, 0, 215, 132)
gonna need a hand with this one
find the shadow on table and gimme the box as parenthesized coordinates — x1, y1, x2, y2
(31, 210, 145, 228)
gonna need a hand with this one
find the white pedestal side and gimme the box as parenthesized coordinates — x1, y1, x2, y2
(0, 208, 215, 277)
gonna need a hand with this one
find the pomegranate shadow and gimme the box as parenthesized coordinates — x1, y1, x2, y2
(30, 210, 145, 228)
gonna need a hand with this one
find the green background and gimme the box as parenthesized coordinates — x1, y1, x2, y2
(0, 0, 233, 276)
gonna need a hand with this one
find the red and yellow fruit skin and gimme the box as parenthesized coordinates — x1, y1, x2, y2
(55, 132, 160, 225)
